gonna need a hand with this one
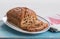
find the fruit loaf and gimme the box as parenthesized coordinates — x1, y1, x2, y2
(7, 7, 48, 32)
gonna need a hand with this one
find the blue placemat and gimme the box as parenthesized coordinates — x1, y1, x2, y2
(0, 20, 60, 38)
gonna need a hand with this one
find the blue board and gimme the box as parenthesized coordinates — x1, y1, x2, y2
(0, 20, 60, 38)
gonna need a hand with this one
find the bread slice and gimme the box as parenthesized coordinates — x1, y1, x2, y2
(23, 20, 48, 32)
(20, 7, 37, 29)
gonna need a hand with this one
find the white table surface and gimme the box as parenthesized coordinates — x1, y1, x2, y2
(0, 0, 60, 20)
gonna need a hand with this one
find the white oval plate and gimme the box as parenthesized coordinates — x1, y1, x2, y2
(2, 15, 50, 34)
